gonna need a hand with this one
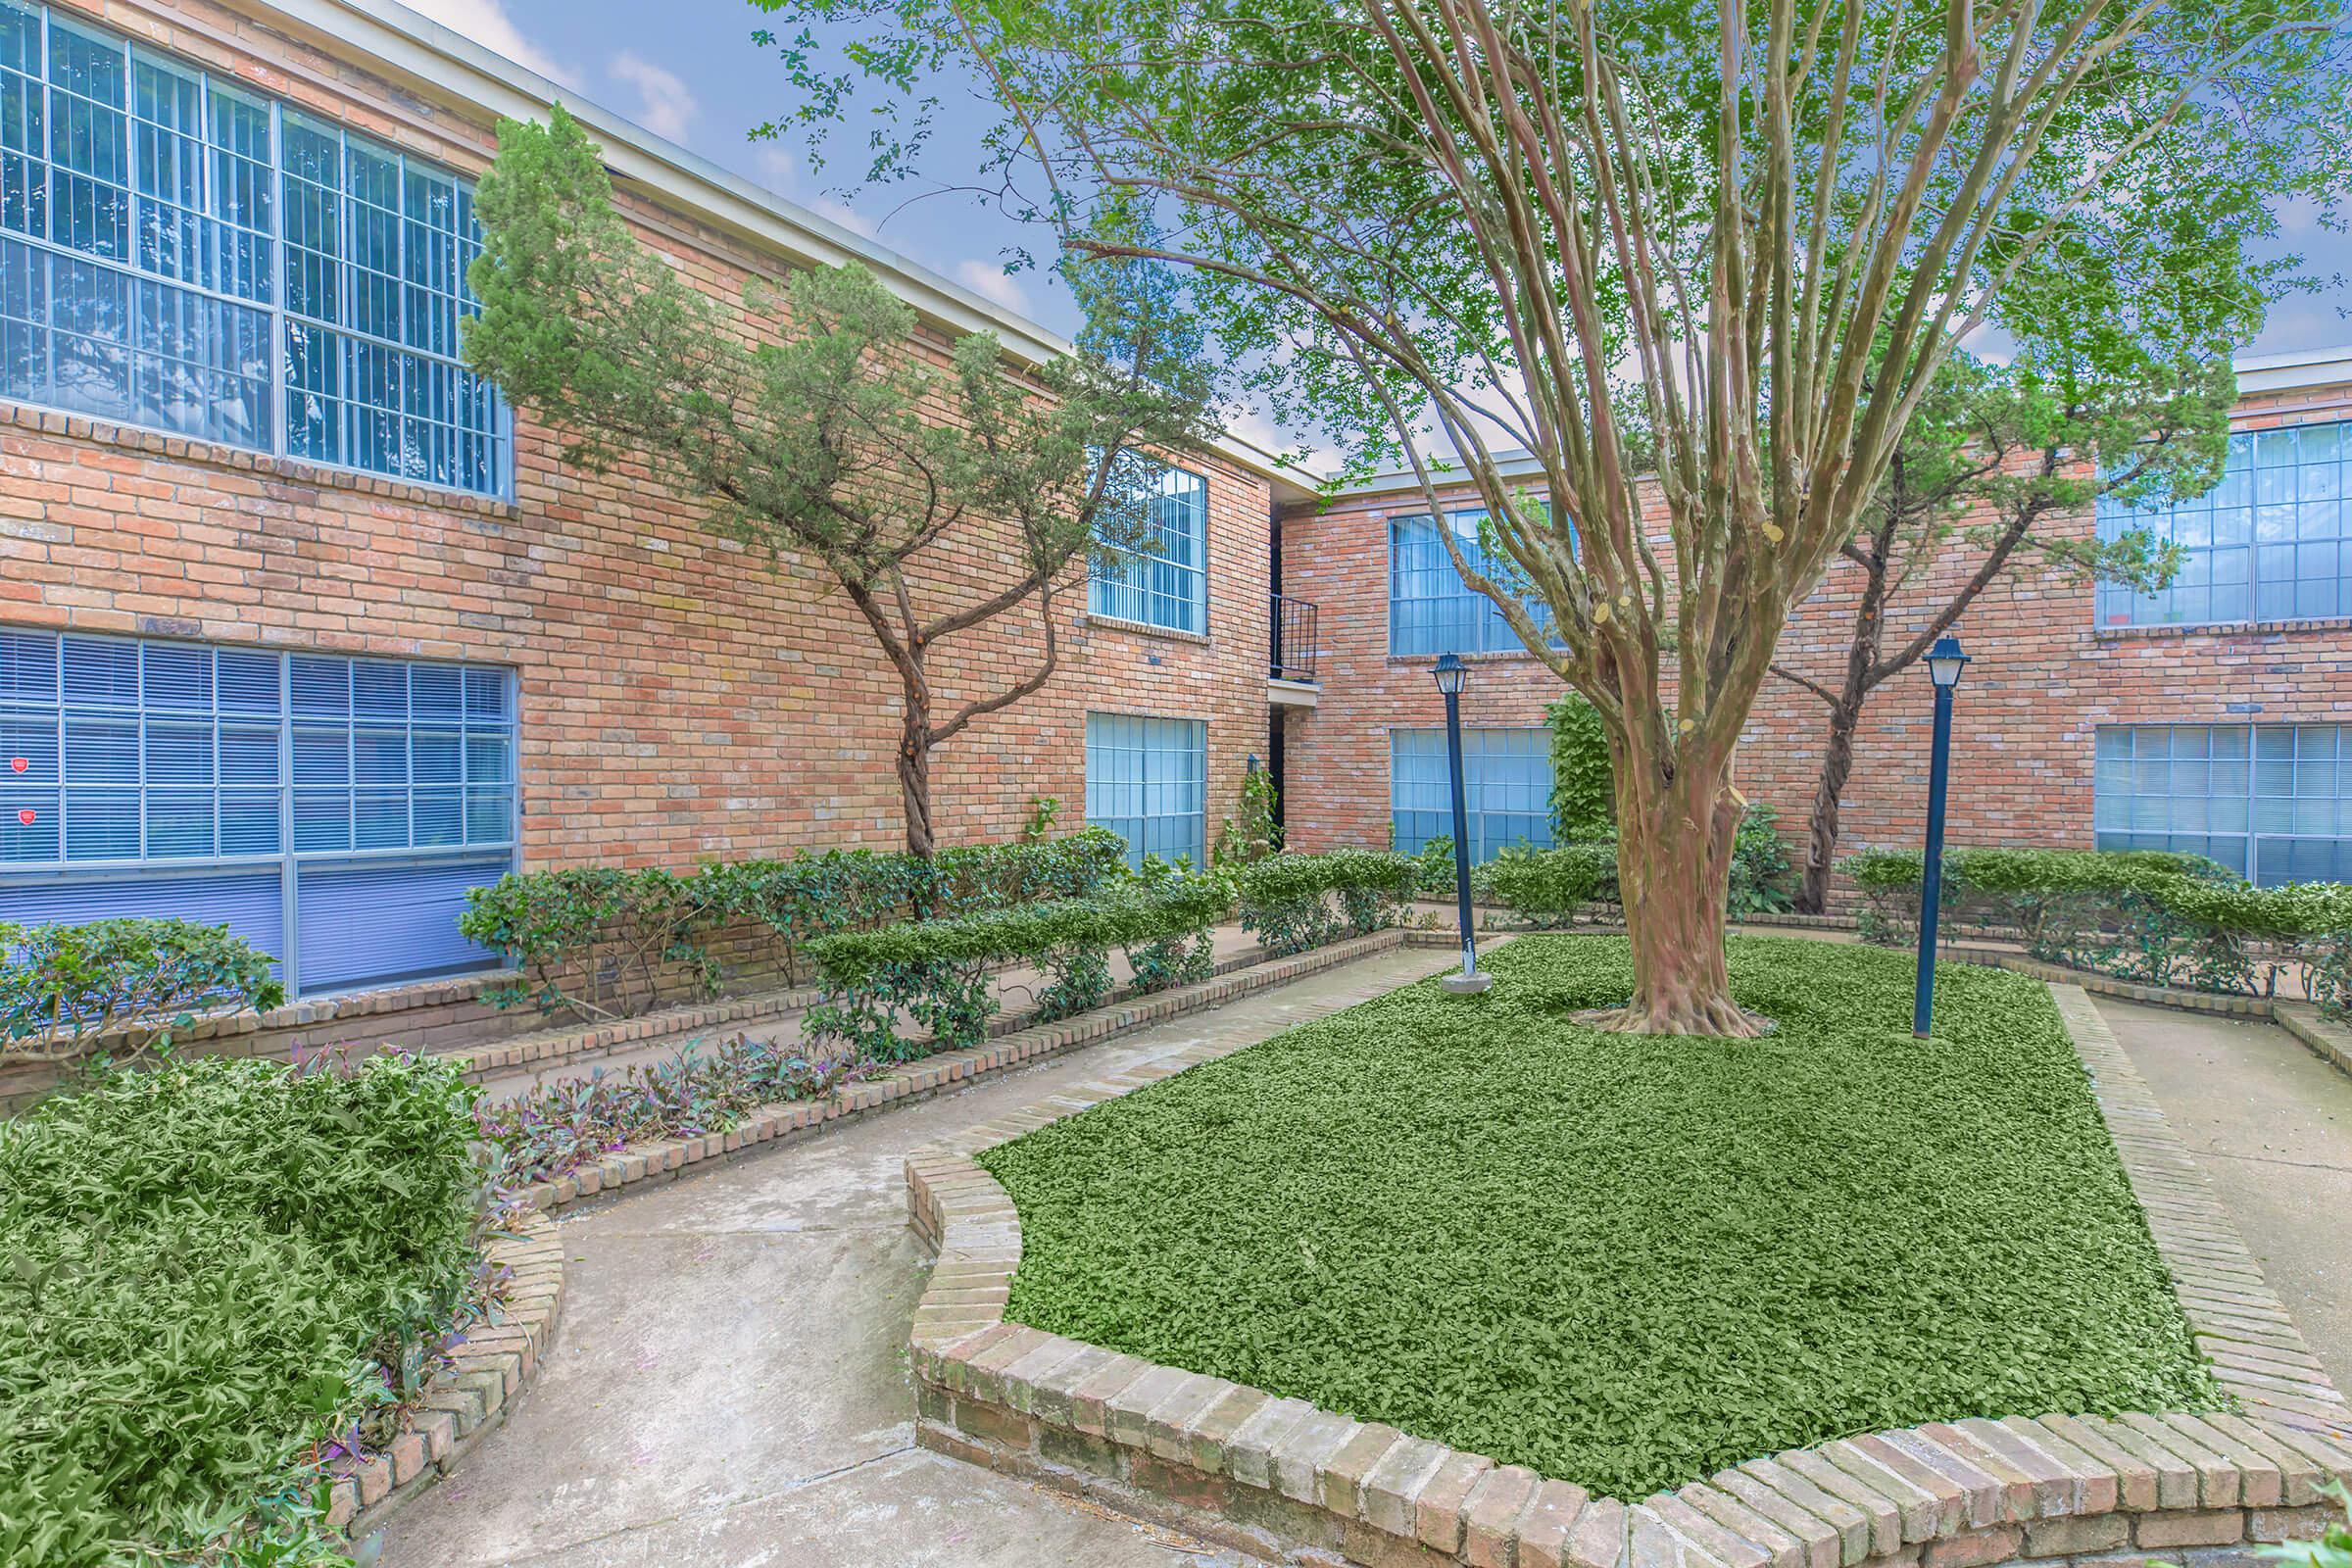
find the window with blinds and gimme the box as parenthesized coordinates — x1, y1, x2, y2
(1089, 463, 1208, 634)
(1084, 711, 1206, 870)
(2097, 422, 2352, 629)
(0, 0, 509, 495)
(2092, 722, 2352, 886)
(1390, 726, 1554, 862)
(0, 627, 515, 994)
(1388, 511, 1559, 657)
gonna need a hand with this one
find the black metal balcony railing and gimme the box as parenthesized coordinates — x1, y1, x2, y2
(1270, 593, 1319, 683)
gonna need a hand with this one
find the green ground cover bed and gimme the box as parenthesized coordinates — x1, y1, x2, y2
(978, 934, 2223, 1498)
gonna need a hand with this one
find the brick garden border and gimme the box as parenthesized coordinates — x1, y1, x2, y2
(517, 928, 1414, 1214)
(903, 969, 2352, 1568)
(326, 1210, 567, 1540)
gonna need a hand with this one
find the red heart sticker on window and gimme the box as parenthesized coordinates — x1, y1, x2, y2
(15, 809, 32, 826)
(7, 758, 24, 773)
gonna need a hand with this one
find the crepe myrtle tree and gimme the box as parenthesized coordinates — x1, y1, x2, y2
(753, 0, 2351, 1033)
(462, 107, 1216, 857)
(1779, 328, 2248, 914)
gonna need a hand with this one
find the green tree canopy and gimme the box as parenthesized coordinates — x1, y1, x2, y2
(752, 0, 2351, 1032)
(464, 107, 1216, 854)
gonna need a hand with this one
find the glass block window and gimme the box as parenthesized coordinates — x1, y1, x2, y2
(1391, 726, 1554, 862)
(2097, 422, 2352, 628)
(1389, 511, 1558, 656)
(1089, 463, 1207, 634)
(0, 626, 515, 994)
(1085, 711, 1205, 870)
(2093, 723, 2352, 886)
(0, 1, 508, 494)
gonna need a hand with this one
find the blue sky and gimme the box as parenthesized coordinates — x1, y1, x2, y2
(403, 0, 1077, 325)
(407, 0, 2352, 459)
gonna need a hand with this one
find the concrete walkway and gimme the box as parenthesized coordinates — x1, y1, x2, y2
(378, 943, 1461, 1568)
(2093, 997, 2352, 1393)
(378, 951, 2352, 1566)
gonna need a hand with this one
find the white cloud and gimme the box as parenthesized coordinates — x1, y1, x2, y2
(751, 145, 797, 191)
(956, 258, 1031, 315)
(399, 0, 579, 89)
(808, 196, 880, 240)
(1224, 407, 1343, 474)
(607, 52, 698, 143)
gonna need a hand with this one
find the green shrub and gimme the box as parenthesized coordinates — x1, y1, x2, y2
(1236, 850, 1417, 956)
(1485, 844, 1619, 926)
(0, 1052, 483, 1565)
(1213, 764, 1283, 867)
(0, 917, 284, 1065)
(1408, 835, 1473, 902)
(1124, 928, 1218, 995)
(929, 827, 1131, 912)
(1546, 693, 1614, 840)
(802, 877, 1234, 1059)
(461, 828, 1131, 1021)
(1842, 845, 2352, 1006)
(461, 864, 712, 1022)
(1729, 803, 1796, 917)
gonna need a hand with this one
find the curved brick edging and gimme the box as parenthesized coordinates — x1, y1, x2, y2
(903, 973, 2352, 1568)
(519, 929, 1414, 1214)
(327, 1209, 566, 1539)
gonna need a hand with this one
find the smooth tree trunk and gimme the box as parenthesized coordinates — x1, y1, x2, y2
(1605, 732, 1770, 1037)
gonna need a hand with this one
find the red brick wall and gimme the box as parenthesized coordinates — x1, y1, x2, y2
(1, 0, 1275, 873)
(1279, 382, 2352, 872)
(1277, 499, 1567, 853)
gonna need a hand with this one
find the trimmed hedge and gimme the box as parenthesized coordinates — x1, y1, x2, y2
(0, 916, 284, 1065)
(982, 935, 2221, 1498)
(1236, 850, 1417, 956)
(460, 828, 1130, 1021)
(1484, 844, 1619, 926)
(0, 1053, 485, 1566)
(1846, 846, 2352, 1014)
(802, 876, 1235, 1060)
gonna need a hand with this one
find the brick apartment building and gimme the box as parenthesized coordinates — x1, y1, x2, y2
(1273, 349, 2352, 889)
(0, 0, 2346, 1022)
(0, 0, 1312, 1000)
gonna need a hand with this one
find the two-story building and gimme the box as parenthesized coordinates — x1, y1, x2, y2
(0, 0, 1312, 1003)
(3, 0, 2346, 1034)
(1273, 348, 2352, 892)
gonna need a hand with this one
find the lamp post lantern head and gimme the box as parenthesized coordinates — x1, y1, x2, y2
(1432, 652, 1469, 697)
(1926, 635, 1971, 690)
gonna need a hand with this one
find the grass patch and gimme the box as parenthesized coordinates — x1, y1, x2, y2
(978, 935, 2223, 1498)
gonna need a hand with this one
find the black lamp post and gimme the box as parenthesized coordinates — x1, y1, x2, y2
(1432, 653, 1491, 995)
(1912, 634, 1971, 1037)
